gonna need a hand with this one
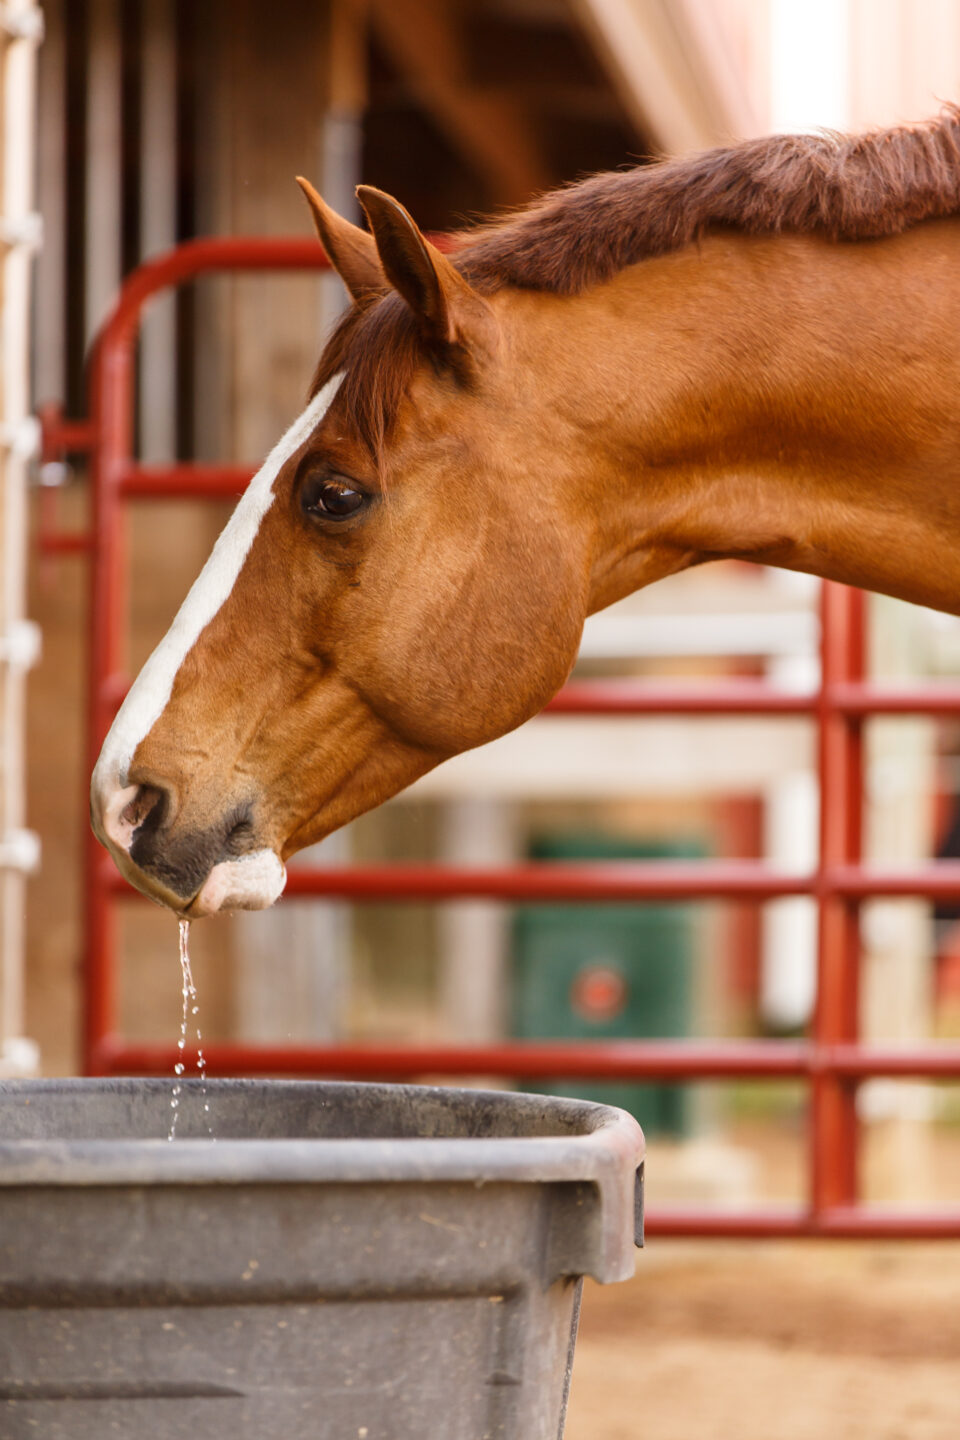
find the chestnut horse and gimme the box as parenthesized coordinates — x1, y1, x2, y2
(92, 111, 960, 916)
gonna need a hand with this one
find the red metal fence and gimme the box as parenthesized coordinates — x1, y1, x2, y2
(39, 238, 960, 1238)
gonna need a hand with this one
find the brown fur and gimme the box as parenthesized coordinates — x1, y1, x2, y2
(460, 107, 960, 288)
(316, 108, 960, 457)
(94, 114, 960, 913)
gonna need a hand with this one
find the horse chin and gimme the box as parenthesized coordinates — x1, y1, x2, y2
(189, 849, 287, 917)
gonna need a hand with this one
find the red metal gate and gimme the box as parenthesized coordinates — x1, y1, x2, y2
(40, 238, 960, 1238)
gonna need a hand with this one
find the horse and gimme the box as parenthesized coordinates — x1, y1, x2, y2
(91, 109, 960, 917)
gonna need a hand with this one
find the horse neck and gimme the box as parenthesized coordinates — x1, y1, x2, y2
(532, 223, 960, 616)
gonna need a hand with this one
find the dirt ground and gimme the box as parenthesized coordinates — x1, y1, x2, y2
(566, 1241, 960, 1440)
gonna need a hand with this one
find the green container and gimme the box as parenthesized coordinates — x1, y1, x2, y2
(512, 833, 701, 1136)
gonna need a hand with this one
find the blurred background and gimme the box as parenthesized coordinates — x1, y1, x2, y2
(4, 0, 960, 1436)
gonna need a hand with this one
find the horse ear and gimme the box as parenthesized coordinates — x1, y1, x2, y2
(356, 185, 494, 353)
(296, 177, 384, 302)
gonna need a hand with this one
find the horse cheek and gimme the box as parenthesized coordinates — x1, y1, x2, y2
(365, 532, 586, 754)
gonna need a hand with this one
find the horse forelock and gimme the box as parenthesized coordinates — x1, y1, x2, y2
(310, 291, 423, 465)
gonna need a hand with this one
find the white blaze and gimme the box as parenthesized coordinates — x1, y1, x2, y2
(92, 375, 342, 802)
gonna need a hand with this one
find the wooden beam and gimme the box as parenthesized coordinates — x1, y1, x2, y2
(139, 0, 177, 463)
(84, 0, 122, 343)
(365, 0, 552, 206)
(34, 0, 66, 405)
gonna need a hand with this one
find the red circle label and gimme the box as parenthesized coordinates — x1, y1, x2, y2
(570, 965, 628, 1022)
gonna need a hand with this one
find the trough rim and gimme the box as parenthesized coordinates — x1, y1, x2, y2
(0, 1077, 643, 1185)
(0, 1078, 645, 1282)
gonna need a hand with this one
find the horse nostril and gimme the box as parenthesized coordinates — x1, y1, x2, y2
(222, 808, 255, 859)
(120, 784, 168, 836)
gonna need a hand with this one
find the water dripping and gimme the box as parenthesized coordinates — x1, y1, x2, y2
(167, 918, 215, 1141)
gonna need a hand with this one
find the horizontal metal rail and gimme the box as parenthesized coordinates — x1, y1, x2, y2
(90, 673, 960, 723)
(95, 1038, 960, 1080)
(100, 857, 960, 900)
(645, 1208, 960, 1239)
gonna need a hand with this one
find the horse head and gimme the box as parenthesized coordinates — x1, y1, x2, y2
(90, 183, 594, 914)
(95, 116, 960, 913)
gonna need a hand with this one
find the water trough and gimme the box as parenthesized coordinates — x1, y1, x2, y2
(0, 1078, 644, 1439)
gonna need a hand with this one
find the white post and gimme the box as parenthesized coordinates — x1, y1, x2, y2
(760, 769, 819, 1028)
(0, 0, 42, 1075)
(234, 831, 351, 1042)
(861, 595, 936, 1203)
(438, 798, 516, 1043)
(759, 642, 820, 1030)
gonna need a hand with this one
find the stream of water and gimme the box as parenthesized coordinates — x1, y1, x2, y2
(167, 918, 213, 1141)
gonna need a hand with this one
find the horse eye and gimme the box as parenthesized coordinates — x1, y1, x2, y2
(303, 477, 367, 520)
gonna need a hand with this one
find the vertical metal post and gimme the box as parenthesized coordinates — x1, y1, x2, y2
(812, 581, 864, 1212)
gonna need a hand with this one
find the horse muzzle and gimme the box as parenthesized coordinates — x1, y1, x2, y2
(91, 774, 286, 916)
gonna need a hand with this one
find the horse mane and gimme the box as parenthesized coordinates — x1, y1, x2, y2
(313, 107, 960, 457)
